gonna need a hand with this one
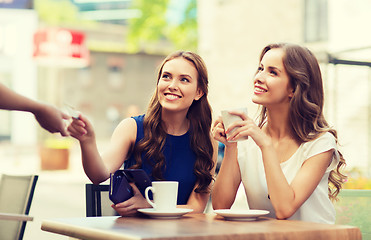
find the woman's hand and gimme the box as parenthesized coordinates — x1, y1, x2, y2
(223, 111, 271, 148)
(67, 114, 95, 143)
(211, 117, 229, 145)
(33, 103, 70, 136)
(112, 183, 152, 216)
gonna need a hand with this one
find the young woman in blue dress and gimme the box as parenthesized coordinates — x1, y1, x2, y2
(211, 43, 346, 223)
(68, 51, 217, 216)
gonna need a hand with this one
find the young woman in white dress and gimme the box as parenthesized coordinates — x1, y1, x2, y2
(211, 43, 346, 224)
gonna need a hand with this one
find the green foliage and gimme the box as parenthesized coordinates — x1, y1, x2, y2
(166, 0, 197, 51)
(126, 0, 168, 52)
(34, 0, 198, 53)
(335, 190, 371, 237)
(127, 0, 198, 53)
(34, 0, 87, 25)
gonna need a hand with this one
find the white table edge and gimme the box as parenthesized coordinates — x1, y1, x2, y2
(0, 212, 33, 221)
(41, 218, 142, 240)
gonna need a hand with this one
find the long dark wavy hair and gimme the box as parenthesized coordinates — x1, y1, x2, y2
(256, 43, 346, 200)
(131, 51, 214, 193)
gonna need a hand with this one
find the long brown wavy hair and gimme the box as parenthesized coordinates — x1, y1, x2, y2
(256, 43, 346, 200)
(131, 51, 214, 193)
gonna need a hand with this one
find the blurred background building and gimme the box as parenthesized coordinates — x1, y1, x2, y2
(1, 0, 370, 195)
(198, 0, 371, 177)
(1, 0, 371, 239)
(1, 0, 370, 193)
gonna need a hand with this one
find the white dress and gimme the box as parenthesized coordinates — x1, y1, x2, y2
(237, 132, 340, 224)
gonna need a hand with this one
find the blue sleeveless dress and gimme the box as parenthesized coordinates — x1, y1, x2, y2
(124, 115, 197, 204)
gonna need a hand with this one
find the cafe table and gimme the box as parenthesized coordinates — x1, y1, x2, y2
(41, 213, 361, 240)
(0, 212, 33, 221)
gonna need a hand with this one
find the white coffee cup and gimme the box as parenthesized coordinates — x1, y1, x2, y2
(221, 107, 248, 142)
(145, 181, 178, 211)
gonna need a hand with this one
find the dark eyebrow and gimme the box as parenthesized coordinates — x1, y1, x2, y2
(162, 71, 193, 80)
(162, 71, 172, 76)
(260, 63, 281, 73)
(180, 74, 192, 79)
(267, 66, 282, 73)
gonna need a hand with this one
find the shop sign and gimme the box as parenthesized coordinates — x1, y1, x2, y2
(33, 28, 90, 68)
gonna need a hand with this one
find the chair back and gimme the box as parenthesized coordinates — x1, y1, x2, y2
(85, 184, 116, 217)
(0, 174, 38, 240)
(335, 189, 371, 239)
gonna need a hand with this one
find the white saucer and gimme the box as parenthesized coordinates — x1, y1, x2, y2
(138, 208, 193, 219)
(214, 209, 269, 221)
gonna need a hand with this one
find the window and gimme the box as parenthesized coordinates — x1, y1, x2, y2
(304, 0, 328, 42)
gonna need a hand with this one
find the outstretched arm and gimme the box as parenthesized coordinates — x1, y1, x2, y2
(0, 83, 69, 136)
(68, 116, 137, 184)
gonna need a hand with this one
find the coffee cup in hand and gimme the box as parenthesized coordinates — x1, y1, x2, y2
(221, 107, 248, 142)
(145, 181, 178, 212)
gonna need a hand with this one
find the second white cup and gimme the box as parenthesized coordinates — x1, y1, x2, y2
(145, 181, 178, 212)
(221, 107, 248, 142)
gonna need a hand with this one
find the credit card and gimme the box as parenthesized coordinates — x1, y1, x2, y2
(64, 103, 80, 119)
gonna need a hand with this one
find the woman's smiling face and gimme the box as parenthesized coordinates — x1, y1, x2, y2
(252, 48, 293, 107)
(157, 57, 203, 114)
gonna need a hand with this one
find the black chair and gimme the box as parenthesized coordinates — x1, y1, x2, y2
(0, 174, 38, 240)
(85, 183, 116, 217)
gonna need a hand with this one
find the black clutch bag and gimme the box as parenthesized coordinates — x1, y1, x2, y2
(109, 169, 151, 204)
